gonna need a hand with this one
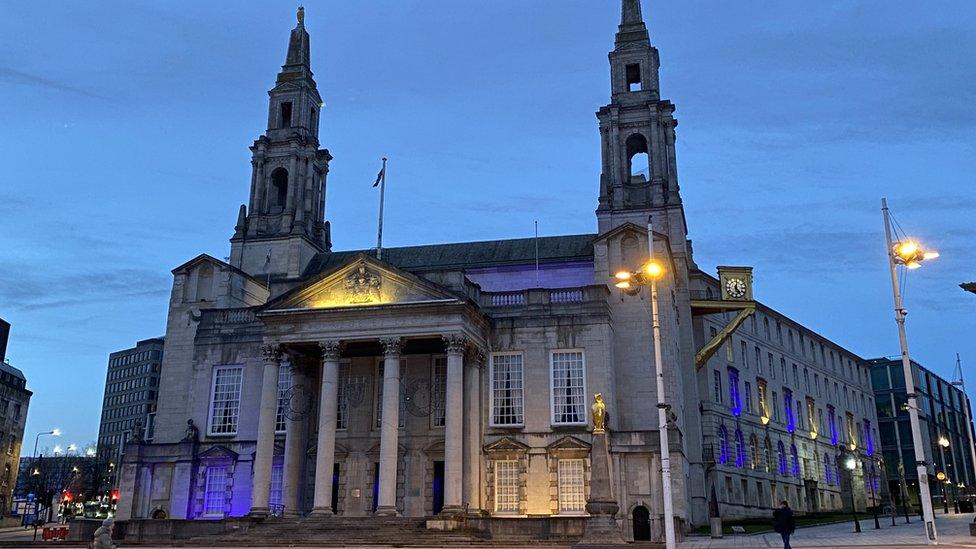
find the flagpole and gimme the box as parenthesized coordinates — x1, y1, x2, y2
(376, 157, 387, 260)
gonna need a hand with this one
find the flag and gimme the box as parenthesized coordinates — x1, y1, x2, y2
(372, 166, 385, 187)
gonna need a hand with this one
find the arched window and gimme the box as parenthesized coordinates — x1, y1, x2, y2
(764, 437, 772, 473)
(777, 441, 787, 475)
(735, 429, 746, 468)
(625, 133, 649, 181)
(632, 505, 651, 541)
(824, 453, 832, 484)
(718, 425, 729, 465)
(269, 168, 288, 213)
(750, 434, 760, 470)
(790, 444, 800, 478)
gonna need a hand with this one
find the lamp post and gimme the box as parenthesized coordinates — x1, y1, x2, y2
(613, 215, 675, 549)
(879, 458, 897, 526)
(937, 437, 950, 514)
(882, 198, 939, 543)
(846, 455, 862, 533)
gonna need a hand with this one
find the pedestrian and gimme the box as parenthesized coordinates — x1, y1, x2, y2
(90, 517, 116, 549)
(773, 500, 796, 549)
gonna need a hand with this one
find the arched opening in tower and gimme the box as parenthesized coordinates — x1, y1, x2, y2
(269, 168, 289, 213)
(626, 133, 649, 183)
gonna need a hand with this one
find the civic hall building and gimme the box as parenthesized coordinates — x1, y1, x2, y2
(115, 2, 881, 542)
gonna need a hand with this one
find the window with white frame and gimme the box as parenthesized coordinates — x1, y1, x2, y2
(375, 361, 406, 429)
(551, 351, 586, 425)
(431, 356, 447, 428)
(558, 459, 586, 513)
(203, 466, 227, 516)
(269, 461, 283, 507)
(491, 353, 524, 426)
(337, 361, 349, 430)
(494, 460, 520, 513)
(275, 365, 293, 433)
(208, 366, 243, 435)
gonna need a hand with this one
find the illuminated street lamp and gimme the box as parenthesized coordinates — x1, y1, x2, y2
(846, 455, 862, 533)
(613, 215, 674, 549)
(85, 447, 96, 458)
(882, 198, 939, 543)
(937, 437, 952, 514)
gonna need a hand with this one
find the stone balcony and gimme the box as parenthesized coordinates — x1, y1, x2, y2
(479, 285, 611, 320)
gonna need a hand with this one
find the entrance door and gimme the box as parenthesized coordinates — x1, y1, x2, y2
(432, 461, 445, 515)
(331, 463, 340, 513)
(633, 505, 651, 541)
(804, 480, 819, 512)
(372, 463, 380, 513)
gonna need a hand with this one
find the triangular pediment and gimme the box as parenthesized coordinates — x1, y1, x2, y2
(198, 445, 238, 461)
(547, 436, 591, 452)
(265, 253, 463, 311)
(483, 436, 530, 454)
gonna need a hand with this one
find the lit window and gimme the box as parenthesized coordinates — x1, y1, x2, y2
(557, 459, 586, 513)
(744, 382, 753, 414)
(864, 420, 875, 456)
(783, 389, 795, 433)
(728, 368, 741, 416)
(827, 406, 838, 445)
(718, 425, 730, 465)
(777, 441, 787, 475)
(749, 435, 760, 470)
(491, 354, 524, 426)
(431, 357, 447, 428)
(203, 466, 227, 517)
(551, 351, 586, 425)
(208, 366, 243, 435)
(494, 460, 520, 513)
(275, 365, 293, 433)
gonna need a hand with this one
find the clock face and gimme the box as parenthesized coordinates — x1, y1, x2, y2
(725, 277, 747, 299)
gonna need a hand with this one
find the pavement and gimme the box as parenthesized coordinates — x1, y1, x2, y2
(0, 513, 974, 548)
(679, 511, 976, 548)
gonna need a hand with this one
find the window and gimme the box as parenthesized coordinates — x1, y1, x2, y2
(625, 63, 641, 92)
(337, 361, 350, 430)
(776, 321, 783, 345)
(431, 357, 447, 428)
(728, 368, 741, 416)
(806, 399, 817, 437)
(755, 347, 763, 375)
(827, 406, 838, 445)
(783, 389, 795, 433)
(208, 366, 243, 435)
(750, 435, 760, 470)
(824, 453, 833, 485)
(790, 444, 800, 478)
(735, 429, 746, 468)
(777, 441, 787, 475)
(275, 365, 293, 433)
(744, 382, 753, 414)
(864, 420, 874, 456)
(557, 459, 586, 513)
(551, 351, 586, 425)
(763, 438, 772, 472)
(764, 318, 771, 340)
(713, 370, 723, 404)
(780, 358, 787, 381)
(767, 353, 775, 379)
(269, 461, 283, 507)
(718, 425, 730, 465)
(494, 460, 520, 513)
(269, 168, 288, 212)
(491, 354, 524, 426)
(788, 329, 795, 352)
(280, 101, 293, 128)
(375, 361, 406, 429)
(757, 379, 769, 420)
(772, 391, 780, 421)
(726, 340, 734, 362)
(203, 466, 227, 517)
(741, 341, 748, 367)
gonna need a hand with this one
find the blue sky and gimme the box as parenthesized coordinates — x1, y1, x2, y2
(1, 1, 974, 446)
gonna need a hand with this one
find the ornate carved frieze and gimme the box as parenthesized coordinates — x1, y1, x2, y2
(467, 347, 487, 369)
(344, 261, 381, 304)
(318, 340, 343, 361)
(442, 333, 467, 356)
(379, 337, 403, 357)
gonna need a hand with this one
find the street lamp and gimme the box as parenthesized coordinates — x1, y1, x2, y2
(85, 448, 96, 458)
(846, 456, 862, 533)
(32, 429, 61, 460)
(882, 198, 939, 543)
(613, 215, 675, 549)
(868, 463, 881, 529)
(937, 437, 951, 514)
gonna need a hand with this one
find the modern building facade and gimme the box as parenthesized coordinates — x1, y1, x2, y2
(97, 338, 164, 479)
(869, 357, 976, 511)
(0, 320, 32, 517)
(693, 273, 882, 519)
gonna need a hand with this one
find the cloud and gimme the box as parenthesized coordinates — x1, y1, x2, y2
(0, 67, 107, 100)
(0, 266, 169, 312)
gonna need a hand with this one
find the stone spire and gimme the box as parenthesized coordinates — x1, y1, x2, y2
(615, 0, 649, 48)
(277, 5, 315, 89)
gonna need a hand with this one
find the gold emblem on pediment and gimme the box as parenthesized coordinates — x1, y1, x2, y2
(344, 261, 381, 304)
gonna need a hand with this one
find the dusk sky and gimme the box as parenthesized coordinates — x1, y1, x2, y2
(1, 1, 974, 447)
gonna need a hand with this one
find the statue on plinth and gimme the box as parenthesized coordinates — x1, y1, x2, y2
(574, 393, 627, 548)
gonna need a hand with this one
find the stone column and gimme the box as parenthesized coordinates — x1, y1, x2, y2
(247, 159, 260, 214)
(441, 334, 466, 514)
(282, 362, 306, 517)
(375, 337, 403, 516)
(249, 344, 282, 517)
(311, 340, 342, 515)
(463, 349, 484, 513)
